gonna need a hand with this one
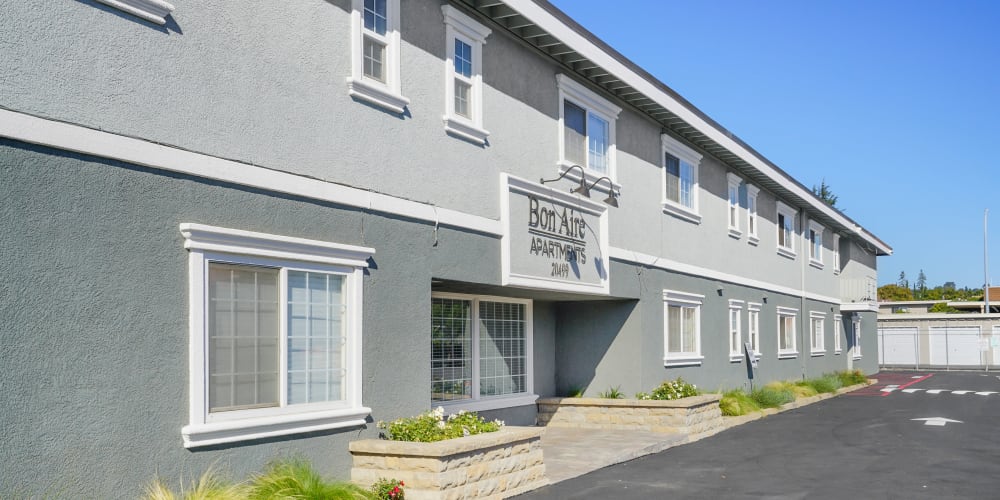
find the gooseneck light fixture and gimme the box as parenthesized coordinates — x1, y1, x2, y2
(540, 165, 620, 207)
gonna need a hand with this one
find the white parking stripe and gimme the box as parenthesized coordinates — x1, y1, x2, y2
(902, 389, 923, 393)
(951, 391, 972, 395)
(926, 390, 945, 394)
(975, 391, 997, 396)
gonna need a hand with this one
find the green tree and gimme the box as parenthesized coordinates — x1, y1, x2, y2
(916, 270, 927, 298)
(878, 284, 914, 302)
(812, 179, 839, 208)
(929, 302, 959, 313)
(897, 271, 908, 289)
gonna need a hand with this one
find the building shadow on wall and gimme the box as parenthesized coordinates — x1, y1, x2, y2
(553, 299, 638, 396)
(74, 0, 183, 34)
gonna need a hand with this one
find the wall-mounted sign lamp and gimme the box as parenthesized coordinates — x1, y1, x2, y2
(540, 164, 621, 207)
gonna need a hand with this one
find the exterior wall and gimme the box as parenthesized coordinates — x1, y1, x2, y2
(878, 314, 1000, 368)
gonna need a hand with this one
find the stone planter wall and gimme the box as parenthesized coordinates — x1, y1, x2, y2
(350, 426, 547, 500)
(536, 394, 724, 439)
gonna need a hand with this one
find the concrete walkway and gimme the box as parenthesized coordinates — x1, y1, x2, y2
(539, 427, 687, 484)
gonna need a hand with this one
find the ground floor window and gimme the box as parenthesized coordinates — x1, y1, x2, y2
(852, 316, 862, 358)
(834, 316, 842, 353)
(729, 300, 744, 360)
(748, 303, 761, 357)
(431, 293, 532, 407)
(777, 307, 798, 358)
(663, 290, 704, 366)
(810, 312, 826, 355)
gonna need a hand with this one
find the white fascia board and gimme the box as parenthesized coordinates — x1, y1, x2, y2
(0, 109, 502, 237)
(501, 0, 890, 256)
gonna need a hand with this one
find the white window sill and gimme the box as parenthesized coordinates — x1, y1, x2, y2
(729, 354, 744, 363)
(556, 161, 620, 193)
(443, 116, 489, 145)
(662, 202, 702, 224)
(853, 355, 863, 360)
(777, 351, 798, 359)
(728, 228, 742, 239)
(436, 394, 538, 414)
(95, 0, 175, 25)
(810, 350, 826, 357)
(346, 77, 410, 114)
(809, 259, 824, 270)
(777, 247, 796, 260)
(834, 349, 842, 355)
(664, 355, 704, 367)
(182, 406, 371, 448)
(747, 235, 760, 246)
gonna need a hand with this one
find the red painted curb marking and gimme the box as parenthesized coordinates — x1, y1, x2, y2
(880, 373, 933, 397)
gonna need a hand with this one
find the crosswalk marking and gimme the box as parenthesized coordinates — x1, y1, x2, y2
(881, 388, 1000, 396)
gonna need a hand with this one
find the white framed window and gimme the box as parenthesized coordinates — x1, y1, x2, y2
(852, 316, 862, 359)
(776, 201, 797, 259)
(832, 234, 841, 274)
(777, 306, 798, 358)
(441, 5, 491, 144)
(810, 311, 826, 355)
(179, 224, 374, 448)
(347, 0, 409, 113)
(834, 315, 842, 353)
(661, 134, 703, 224)
(727, 173, 742, 238)
(748, 302, 761, 358)
(808, 220, 825, 268)
(556, 74, 621, 185)
(663, 290, 704, 366)
(431, 293, 536, 413)
(746, 184, 760, 244)
(729, 300, 744, 361)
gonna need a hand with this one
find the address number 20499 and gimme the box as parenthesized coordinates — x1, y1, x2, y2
(551, 262, 569, 278)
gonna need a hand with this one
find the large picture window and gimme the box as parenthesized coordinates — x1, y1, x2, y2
(431, 294, 534, 411)
(663, 290, 704, 367)
(181, 224, 373, 448)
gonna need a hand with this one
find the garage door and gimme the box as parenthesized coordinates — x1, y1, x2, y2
(878, 327, 918, 366)
(929, 326, 982, 366)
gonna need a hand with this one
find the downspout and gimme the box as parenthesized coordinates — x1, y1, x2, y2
(800, 210, 808, 379)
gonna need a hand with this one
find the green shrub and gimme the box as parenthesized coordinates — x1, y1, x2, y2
(378, 407, 503, 442)
(143, 468, 245, 500)
(370, 478, 405, 500)
(750, 385, 794, 408)
(719, 389, 760, 416)
(565, 387, 585, 398)
(636, 377, 700, 401)
(789, 381, 819, 398)
(804, 375, 842, 394)
(597, 386, 625, 399)
(246, 459, 369, 500)
(836, 369, 868, 386)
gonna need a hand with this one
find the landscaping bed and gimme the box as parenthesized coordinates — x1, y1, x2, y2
(536, 393, 723, 439)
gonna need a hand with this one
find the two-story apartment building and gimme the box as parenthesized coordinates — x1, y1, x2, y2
(1, 0, 890, 496)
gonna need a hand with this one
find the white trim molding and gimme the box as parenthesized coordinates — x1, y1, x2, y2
(442, 5, 491, 144)
(556, 74, 621, 182)
(746, 184, 760, 245)
(776, 200, 798, 259)
(661, 133, 702, 224)
(726, 172, 742, 239)
(95, 0, 175, 25)
(663, 290, 704, 366)
(347, 0, 409, 113)
(808, 219, 825, 269)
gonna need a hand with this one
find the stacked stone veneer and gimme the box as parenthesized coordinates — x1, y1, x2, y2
(536, 394, 724, 439)
(350, 426, 547, 500)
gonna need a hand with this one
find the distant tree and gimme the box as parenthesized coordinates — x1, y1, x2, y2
(878, 284, 914, 302)
(943, 281, 956, 291)
(897, 271, 908, 289)
(916, 270, 927, 298)
(812, 179, 839, 208)
(929, 302, 959, 313)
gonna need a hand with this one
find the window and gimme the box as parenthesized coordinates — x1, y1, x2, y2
(832, 233, 841, 273)
(431, 293, 535, 412)
(557, 74, 621, 182)
(748, 303, 761, 357)
(348, 0, 409, 113)
(729, 300, 744, 361)
(442, 5, 491, 144)
(809, 220, 824, 268)
(661, 134, 703, 223)
(663, 290, 704, 366)
(777, 306, 798, 358)
(810, 312, 826, 355)
(746, 185, 760, 244)
(180, 224, 374, 448)
(834, 316, 842, 353)
(852, 316, 862, 358)
(727, 173, 742, 238)
(776, 201, 797, 258)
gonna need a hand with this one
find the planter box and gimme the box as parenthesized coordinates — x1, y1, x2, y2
(350, 426, 547, 500)
(537, 394, 723, 439)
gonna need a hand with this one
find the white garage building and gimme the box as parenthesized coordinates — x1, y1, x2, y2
(877, 310, 1000, 369)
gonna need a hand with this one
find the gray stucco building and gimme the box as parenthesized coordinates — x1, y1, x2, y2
(1, 0, 891, 496)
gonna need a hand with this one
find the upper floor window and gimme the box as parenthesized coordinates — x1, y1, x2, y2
(832, 233, 841, 273)
(556, 74, 620, 181)
(180, 224, 374, 448)
(809, 220, 825, 268)
(727, 173, 742, 238)
(348, 0, 409, 113)
(661, 134, 703, 224)
(442, 5, 491, 144)
(663, 290, 704, 367)
(746, 185, 760, 244)
(776, 201, 797, 259)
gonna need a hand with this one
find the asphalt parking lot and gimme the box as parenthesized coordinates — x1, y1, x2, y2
(517, 371, 1000, 499)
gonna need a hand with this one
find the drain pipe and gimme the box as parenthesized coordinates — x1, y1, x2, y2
(800, 209, 808, 379)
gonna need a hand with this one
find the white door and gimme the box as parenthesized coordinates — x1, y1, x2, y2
(879, 327, 918, 366)
(929, 326, 982, 366)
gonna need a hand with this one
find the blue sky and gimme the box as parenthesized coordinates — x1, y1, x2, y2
(549, 0, 1000, 289)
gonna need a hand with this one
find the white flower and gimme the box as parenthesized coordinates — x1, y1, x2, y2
(462, 427, 470, 437)
(436, 420, 446, 429)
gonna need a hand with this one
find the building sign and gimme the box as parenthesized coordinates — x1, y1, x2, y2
(501, 174, 609, 294)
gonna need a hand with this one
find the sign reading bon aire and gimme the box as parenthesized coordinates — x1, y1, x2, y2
(501, 174, 609, 294)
